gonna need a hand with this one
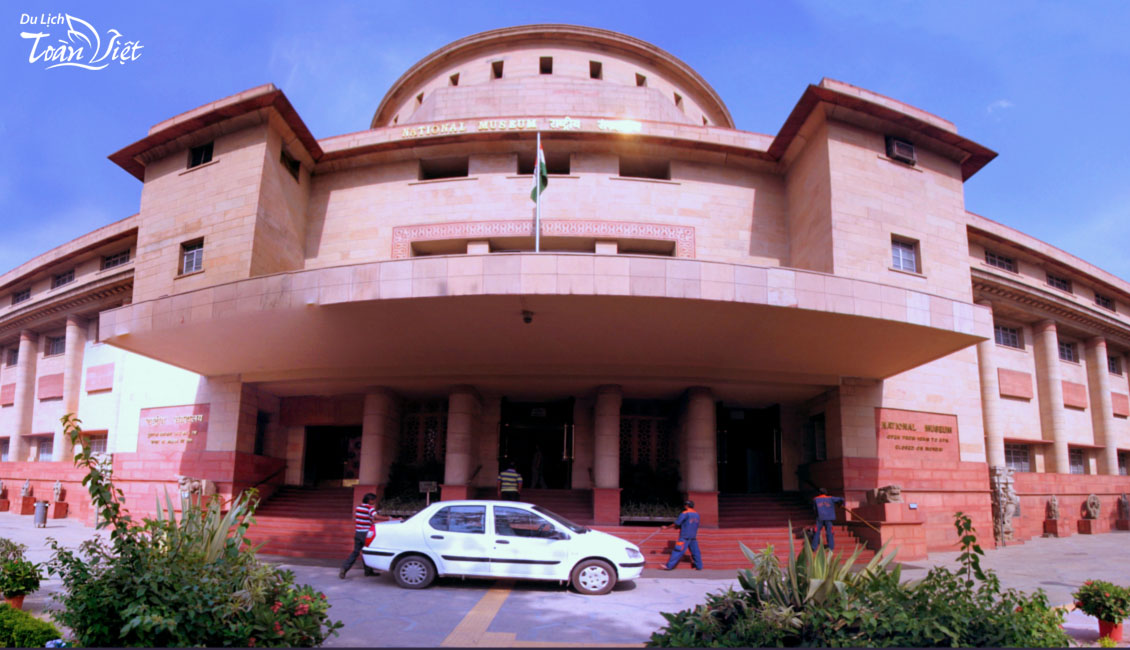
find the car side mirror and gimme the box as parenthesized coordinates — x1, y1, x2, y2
(551, 532, 569, 541)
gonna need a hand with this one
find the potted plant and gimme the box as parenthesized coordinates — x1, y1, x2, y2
(1074, 579, 1130, 641)
(0, 558, 41, 610)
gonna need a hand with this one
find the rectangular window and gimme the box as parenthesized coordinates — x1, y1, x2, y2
(46, 336, 65, 356)
(101, 249, 131, 270)
(6, 348, 17, 366)
(11, 288, 30, 305)
(1120, 451, 1128, 476)
(52, 268, 75, 289)
(589, 60, 602, 79)
(1004, 443, 1031, 473)
(419, 157, 469, 180)
(539, 56, 552, 74)
(1046, 272, 1072, 293)
(181, 240, 204, 275)
(0, 440, 8, 462)
(255, 411, 269, 456)
(994, 324, 1023, 349)
(1110, 355, 1124, 376)
(810, 413, 827, 462)
(985, 250, 1017, 272)
(36, 438, 53, 462)
(188, 142, 214, 168)
(86, 433, 108, 455)
(1095, 292, 1115, 311)
(619, 156, 670, 180)
(280, 148, 301, 181)
(491, 60, 504, 79)
(518, 150, 569, 175)
(891, 237, 919, 273)
(1058, 340, 1078, 362)
(1069, 447, 1086, 475)
(885, 135, 918, 165)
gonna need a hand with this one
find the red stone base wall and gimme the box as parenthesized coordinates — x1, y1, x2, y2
(440, 484, 470, 500)
(592, 487, 621, 525)
(686, 491, 719, 528)
(1013, 473, 1130, 542)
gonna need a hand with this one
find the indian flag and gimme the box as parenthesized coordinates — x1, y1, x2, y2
(530, 138, 548, 202)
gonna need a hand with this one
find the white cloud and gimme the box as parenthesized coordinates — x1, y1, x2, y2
(986, 99, 1014, 114)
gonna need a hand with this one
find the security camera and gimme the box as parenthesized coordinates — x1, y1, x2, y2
(522, 310, 534, 324)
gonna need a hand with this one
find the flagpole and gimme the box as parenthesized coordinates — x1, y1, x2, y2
(535, 131, 541, 253)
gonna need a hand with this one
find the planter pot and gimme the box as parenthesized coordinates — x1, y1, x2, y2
(3, 595, 24, 610)
(1098, 620, 1123, 642)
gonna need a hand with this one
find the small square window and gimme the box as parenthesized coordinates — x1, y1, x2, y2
(1120, 451, 1128, 476)
(491, 60, 504, 79)
(6, 348, 18, 366)
(1095, 293, 1115, 311)
(11, 288, 30, 305)
(891, 238, 919, 273)
(52, 269, 75, 289)
(85, 433, 108, 455)
(539, 56, 553, 75)
(280, 149, 300, 181)
(449, 73, 460, 86)
(1058, 339, 1077, 362)
(994, 324, 1023, 349)
(0, 440, 8, 462)
(1110, 355, 1123, 375)
(46, 336, 65, 357)
(102, 250, 131, 270)
(985, 250, 1017, 272)
(188, 142, 213, 169)
(181, 240, 204, 275)
(589, 61, 602, 80)
(1004, 443, 1031, 473)
(885, 136, 917, 165)
(36, 437, 53, 462)
(1047, 273, 1072, 293)
(635, 73, 647, 87)
(1069, 448, 1086, 475)
(619, 156, 670, 180)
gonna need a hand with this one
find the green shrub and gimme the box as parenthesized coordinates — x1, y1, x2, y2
(47, 414, 343, 647)
(0, 603, 62, 647)
(0, 538, 27, 564)
(0, 558, 41, 597)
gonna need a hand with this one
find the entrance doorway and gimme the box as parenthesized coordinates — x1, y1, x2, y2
(499, 398, 574, 489)
(303, 426, 361, 487)
(717, 405, 781, 493)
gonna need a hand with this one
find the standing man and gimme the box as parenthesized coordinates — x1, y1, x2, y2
(497, 461, 523, 501)
(662, 500, 702, 571)
(812, 488, 845, 551)
(339, 492, 378, 579)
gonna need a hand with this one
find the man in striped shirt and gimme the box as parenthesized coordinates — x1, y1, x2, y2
(497, 462, 523, 501)
(339, 492, 378, 579)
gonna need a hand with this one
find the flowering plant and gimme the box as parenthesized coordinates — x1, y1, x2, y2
(246, 581, 341, 647)
(1074, 580, 1130, 622)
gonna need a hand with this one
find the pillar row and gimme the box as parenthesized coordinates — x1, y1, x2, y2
(974, 301, 1005, 468)
(57, 315, 87, 461)
(358, 389, 399, 489)
(442, 385, 479, 500)
(1085, 337, 1120, 475)
(591, 385, 623, 525)
(684, 387, 718, 528)
(10, 330, 38, 464)
(1032, 320, 1069, 473)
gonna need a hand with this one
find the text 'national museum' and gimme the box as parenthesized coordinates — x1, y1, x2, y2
(2, 25, 1128, 563)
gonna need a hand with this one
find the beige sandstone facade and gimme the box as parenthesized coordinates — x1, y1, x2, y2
(1, 25, 1127, 554)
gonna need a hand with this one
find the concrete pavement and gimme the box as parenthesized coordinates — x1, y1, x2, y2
(2, 511, 1128, 646)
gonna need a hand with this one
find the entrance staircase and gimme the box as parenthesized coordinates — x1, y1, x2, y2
(246, 488, 875, 570)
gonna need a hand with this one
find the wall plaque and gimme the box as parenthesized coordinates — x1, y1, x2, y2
(138, 404, 209, 453)
(876, 407, 959, 464)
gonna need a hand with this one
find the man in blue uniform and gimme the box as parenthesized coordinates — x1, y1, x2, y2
(812, 488, 845, 550)
(662, 500, 702, 570)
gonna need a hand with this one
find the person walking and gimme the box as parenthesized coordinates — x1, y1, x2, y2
(497, 461, 523, 501)
(812, 488, 845, 551)
(339, 492, 378, 579)
(661, 500, 702, 571)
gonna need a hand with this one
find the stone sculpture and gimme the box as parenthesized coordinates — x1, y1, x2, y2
(1084, 494, 1101, 519)
(53, 480, 62, 502)
(989, 466, 1020, 543)
(1119, 493, 1130, 521)
(1046, 495, 1060, 520)
(176, 475, 217, 499)
(20, 479, 31, 498)
(874, 485, 904, 503)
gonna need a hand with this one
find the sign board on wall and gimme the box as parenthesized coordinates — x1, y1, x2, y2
(875, 407, 959, 464)
(138, 404, 209, 453)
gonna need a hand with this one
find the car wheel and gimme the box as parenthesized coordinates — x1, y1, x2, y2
(392, 554, 436, 589)
(571, 559, 616, 595)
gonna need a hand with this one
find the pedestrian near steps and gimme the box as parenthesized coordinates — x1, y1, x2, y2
(497, 461, 523, 501)
(662, 500, 702, 570)
(812, 488, 845, 551)
(340, 492, 378, 579)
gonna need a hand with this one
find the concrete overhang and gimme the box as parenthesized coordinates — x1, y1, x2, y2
(100, 256, 989, 398)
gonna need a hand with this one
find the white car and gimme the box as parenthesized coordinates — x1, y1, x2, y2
(361, 500, 645, 595)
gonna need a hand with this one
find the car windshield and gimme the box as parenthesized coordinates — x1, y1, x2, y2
(532, 505, 588, 533)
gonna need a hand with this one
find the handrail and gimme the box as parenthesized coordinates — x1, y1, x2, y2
(249, 465, 287, 492)
(468, 464, 482, 483)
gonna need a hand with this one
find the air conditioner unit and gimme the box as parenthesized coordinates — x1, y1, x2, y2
(885, 136, 917, 166)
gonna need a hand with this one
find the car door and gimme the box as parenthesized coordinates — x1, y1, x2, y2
(490, 505, 570, 580)
(423, 505, 491, 577)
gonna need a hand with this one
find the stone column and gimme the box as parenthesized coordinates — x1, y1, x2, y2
(1085, 337, 1120, 475)
(974, 301, 1005, 468)
(592, 385, 622, 524)
(358, 389, 399, 502)
(1032, 320, 1069, 473)
(442, 386, 478, 501)
(10, 330, 38, 463)
(56, 315, 87, 461)
(685, 387, 719, 527)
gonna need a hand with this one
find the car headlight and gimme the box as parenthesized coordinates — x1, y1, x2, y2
(625, 547, 643, 560)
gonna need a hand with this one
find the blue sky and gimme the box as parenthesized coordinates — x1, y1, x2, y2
(2, 1, 1128, 278)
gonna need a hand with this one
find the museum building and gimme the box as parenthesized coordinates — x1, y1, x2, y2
(1, 24, 1128, 563)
